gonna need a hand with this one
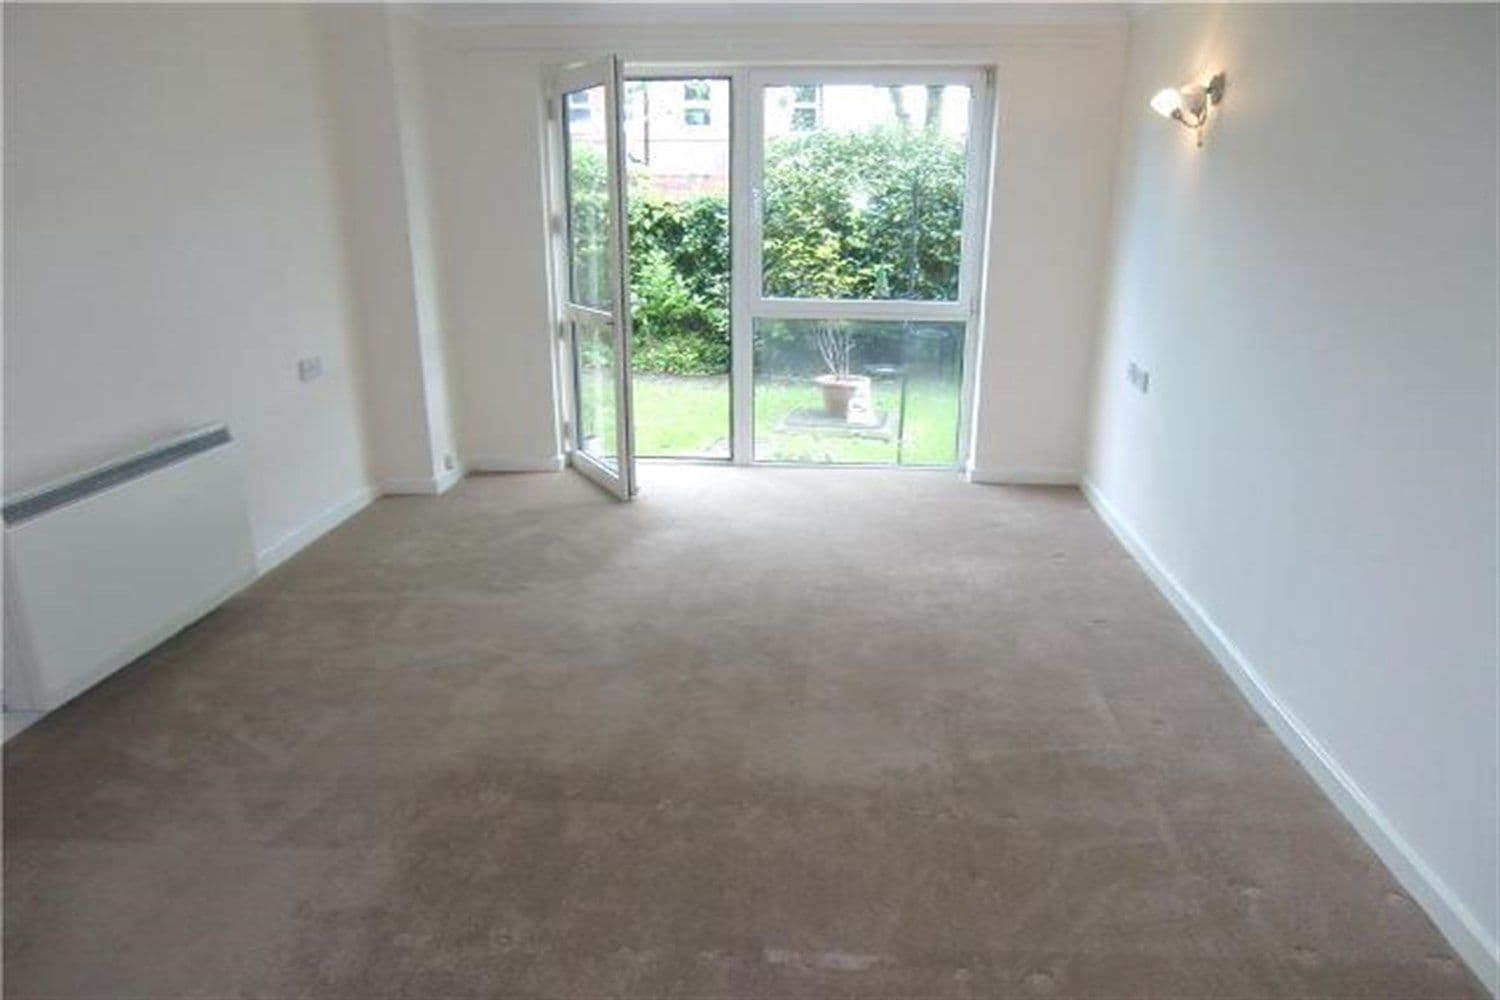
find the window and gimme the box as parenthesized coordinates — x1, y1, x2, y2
(550, 66, 990, 473)
(760, 82, 973, 302)
(749, 73, 985, 466)
(752, 319, 965, 465)
(790, 85, 819, 131)
(567, 90, 593, 124)
(682, 79, 713, 128)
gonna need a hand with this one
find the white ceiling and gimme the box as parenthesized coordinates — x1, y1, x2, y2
(401, 1, 1132, 29)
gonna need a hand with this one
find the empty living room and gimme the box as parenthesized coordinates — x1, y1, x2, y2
(3, 1, 1497, 997)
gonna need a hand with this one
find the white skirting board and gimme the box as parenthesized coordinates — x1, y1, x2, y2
(380, 467, 464, 496)
(968, 464, 1078, 486)
(254, 485, 378, 575)
(1082, 478, 1500, 996)
(466, 454, 566, 473)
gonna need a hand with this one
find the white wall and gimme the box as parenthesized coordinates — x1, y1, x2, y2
(318, 5, 459, 493)
(1086, 4, 1499, 988)
(970, 34, 1126, 482)
(387, 13, 462, 483)
(411, 13, 1128, 477)
(4, 3, 373, 559)
(425, 40, 563, 471)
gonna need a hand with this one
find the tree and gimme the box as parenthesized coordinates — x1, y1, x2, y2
(886, 86, 911, 129)
(925, 85, 945, 131)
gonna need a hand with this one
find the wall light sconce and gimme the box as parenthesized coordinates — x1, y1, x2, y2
(1150, 72, 1227, 147)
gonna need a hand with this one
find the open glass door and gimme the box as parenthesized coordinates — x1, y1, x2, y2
(555, 57, 637, 499)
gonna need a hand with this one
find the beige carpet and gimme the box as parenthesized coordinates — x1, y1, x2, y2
(3, 466, 1485, 998)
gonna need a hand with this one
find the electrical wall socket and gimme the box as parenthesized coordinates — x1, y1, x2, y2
(1126, 361, 1150, 394)
(297, 356, 325, 382)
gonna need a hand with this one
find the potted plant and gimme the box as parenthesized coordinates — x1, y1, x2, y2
(812, 322, 872, 422)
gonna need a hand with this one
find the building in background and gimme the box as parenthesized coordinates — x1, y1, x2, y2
(570, 80, 970, 202)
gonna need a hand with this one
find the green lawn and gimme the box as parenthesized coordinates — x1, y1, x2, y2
(631, 373, 959, 466)
(632, 374, 730, 458)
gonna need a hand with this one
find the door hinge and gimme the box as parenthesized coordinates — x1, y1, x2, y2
(546, 98, 559, 123)
(549, 213, 564, 236)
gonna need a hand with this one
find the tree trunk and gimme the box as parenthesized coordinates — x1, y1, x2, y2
(887, 86, 911, 128)
(924, 85, 945, 131)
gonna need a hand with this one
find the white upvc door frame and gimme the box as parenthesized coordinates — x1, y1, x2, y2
(558, 60, 996, 471)
(728, 66, 757, 464)
(545, 56, 638, 498)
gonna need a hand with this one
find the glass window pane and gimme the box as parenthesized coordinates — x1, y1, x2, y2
(574, 320, 618, 466)
(761, 83, 971, 302)
(564, 85, 612, 310)
(753, 318, 964, 466)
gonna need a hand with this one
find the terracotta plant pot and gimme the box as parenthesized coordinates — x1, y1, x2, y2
(814, 374, 871, 420)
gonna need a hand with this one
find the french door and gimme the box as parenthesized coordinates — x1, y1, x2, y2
(553, 56, 637, 499)
(550, 62, 993, 483)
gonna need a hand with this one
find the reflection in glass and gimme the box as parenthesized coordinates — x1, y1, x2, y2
(753, 318, 964, 466)
(565, 85, 613, 310)
(761, 83, 971, 302)
(574, 320, 618, 467)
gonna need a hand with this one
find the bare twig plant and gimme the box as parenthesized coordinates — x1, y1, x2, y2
(815, 322, 854, 380)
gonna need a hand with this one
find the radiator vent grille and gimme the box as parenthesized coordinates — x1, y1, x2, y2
(3, 424, 232, 526)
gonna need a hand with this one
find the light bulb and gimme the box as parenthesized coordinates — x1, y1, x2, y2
(1149, 87, 1183, 119)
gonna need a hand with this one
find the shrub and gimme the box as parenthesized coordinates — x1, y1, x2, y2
(762, 127, 966, 302)
(627, 197, 729, 374)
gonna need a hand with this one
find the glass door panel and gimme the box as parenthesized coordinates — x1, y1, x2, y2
(558, 57, 636, 498)
(565, 89, 613, 312)
(573, 319, 619, 462)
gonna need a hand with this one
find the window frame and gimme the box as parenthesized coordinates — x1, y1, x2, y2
(742, 66, 993, 469)
(581, 62, 996, 471)
(745, 66, 990, 322)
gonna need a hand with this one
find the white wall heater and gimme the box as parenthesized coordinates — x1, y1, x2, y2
(3, 424, 256, 713)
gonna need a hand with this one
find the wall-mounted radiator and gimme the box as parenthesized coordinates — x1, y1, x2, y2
(4, 424, 256, 713)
